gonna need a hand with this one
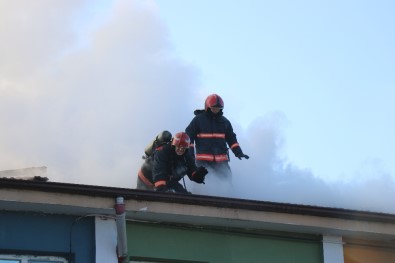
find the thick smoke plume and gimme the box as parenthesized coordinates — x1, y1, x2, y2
(0, 0, 199, 186)
(1, 1, 394, 214)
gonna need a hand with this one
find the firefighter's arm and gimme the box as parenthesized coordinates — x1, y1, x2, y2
(185, 123, 197, 160)
(225, 120, 249, 160)
(230, 143, 249, 160)
(152, 147, 170, 190)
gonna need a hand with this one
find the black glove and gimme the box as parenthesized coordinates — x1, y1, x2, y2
(236, 153, 249, 160)
(154, 185, 175, 193)
(192, 166, 208, 184)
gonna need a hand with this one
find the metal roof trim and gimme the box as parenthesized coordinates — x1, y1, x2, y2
(1, 178, 394, 224)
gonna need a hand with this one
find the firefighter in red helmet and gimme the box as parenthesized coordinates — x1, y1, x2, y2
(185, 94, 249, 187)
(137, 131, 208, 193)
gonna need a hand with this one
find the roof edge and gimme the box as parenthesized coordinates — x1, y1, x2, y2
(1, 178, 394, 224)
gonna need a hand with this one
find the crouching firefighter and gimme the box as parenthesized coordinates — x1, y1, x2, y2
(136, 131, 208, 193)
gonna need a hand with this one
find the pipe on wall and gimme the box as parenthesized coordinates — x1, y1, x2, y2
(115, 196, 128, 263)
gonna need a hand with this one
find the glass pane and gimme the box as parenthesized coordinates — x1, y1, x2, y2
(28, 261, 63, 263)
(0, 260, 21, 263)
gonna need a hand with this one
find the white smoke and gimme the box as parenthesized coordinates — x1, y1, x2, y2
(230, 112, 395, 214)
(184, 110, 395, 214)
(1, 0, 394, 214)
(0, 0, 199, 186)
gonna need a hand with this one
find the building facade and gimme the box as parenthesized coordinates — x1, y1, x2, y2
(1, 178, 395, 263)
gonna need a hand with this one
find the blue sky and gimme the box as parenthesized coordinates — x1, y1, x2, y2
(155, 0, 395, 182)
(1, 0, 394, 213)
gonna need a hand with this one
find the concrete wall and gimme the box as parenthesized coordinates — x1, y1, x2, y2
(323, 236, 344, 263)
(95, 216, 118, 263)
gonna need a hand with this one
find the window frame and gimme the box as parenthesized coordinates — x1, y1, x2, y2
(130, 256, 208, 263)
(0, 254, 68, 263)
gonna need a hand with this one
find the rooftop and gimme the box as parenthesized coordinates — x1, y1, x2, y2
(1, 177, 395, 246)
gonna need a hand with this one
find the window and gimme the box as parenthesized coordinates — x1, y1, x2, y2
(0, 255, 67, 263)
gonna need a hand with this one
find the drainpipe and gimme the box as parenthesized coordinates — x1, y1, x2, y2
(115, 196, 128, 263)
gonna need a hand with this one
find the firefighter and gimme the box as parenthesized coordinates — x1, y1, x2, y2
(185, 94, 249, 183)
(136, 132, 208, 193)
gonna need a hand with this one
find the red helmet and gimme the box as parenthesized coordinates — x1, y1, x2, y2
(205, 94, 224, 111)
(172, 132, 190, 148)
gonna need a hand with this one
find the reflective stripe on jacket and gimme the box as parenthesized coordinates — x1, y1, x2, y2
(186, 110, 240, 162)
(152, 144, 197, 184)
(138, 168, 154, 187)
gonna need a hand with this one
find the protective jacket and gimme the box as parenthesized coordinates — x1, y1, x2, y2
(137, 144, 200, 192)
(185, 109, 243, 162)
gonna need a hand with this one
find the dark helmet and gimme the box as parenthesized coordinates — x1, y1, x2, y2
(171, 132, 190, 148)
(204, 94, 224, 111)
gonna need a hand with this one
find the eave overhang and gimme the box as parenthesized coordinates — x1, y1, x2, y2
(1, 178, 395, 243)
